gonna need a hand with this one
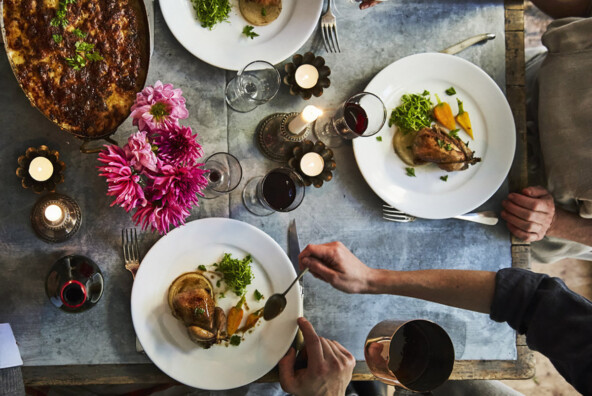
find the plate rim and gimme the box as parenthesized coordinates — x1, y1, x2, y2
(353, 52, 515, 219)
(130, 217, 302, 389)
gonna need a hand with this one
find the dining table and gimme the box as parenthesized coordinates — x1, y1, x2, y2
(0, 0, 533, 387)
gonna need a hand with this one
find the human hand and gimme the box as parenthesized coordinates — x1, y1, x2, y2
(278, 317, 355, 396)
(501, 186, 556, 242)
(299, 241, 375, 294)
(359, 0, 382, 10)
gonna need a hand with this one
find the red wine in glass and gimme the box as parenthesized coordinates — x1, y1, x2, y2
(208, 170, 222, 183)
(334, 103, 369, 138)
(262, 170, 296, 211)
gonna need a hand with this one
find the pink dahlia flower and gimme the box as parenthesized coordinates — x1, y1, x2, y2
(130, 81, 189, 132)
(132, 200, 190, 235)
(153, 125, 203, 166)
(124, 131, 158, 172)
(150, 164, 208, 210)
(98, 145, 147, 212)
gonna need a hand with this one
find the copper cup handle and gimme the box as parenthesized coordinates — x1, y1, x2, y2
(79, 136, 119, 154)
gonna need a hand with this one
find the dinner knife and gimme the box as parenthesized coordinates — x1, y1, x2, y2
(440, 33, 496, 55)
(288, 219, 304, 291)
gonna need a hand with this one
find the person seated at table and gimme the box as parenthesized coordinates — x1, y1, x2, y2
(298, 241, 592, 395)
(501, 0, 592, 263)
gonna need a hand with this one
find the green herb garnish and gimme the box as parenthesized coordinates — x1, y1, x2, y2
(440, 175, 448, 182)
(254, 289, 264, 301)
(65, 54, 86, 70)
(66, 41, 103, 69)
(445, 87, 456, 96)
(242, 25, 259, 39)
(389, 92, 433, 134)
(198, 265, 207, 271)
(261, 7, 267, 16)
(218, 293, 225, 299)
(376, 136, 382, 142)
(216, 280, 222, 288)
(191, 0, 231, 30)
(52, 34, 63, 44)
(73, 28, 87, 38)
(437, 139, 445, 148)
(229, 335, 241, 346)
(194, 307, 205, 316)
(449, 129, 460, 139)
(405, 167, 416, 177)
(216, 253, 254, 296)
(444, 144, 453, 151)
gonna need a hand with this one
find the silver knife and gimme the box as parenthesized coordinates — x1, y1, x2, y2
(288, 219, 304, 291)
(440, 33, 496, 55)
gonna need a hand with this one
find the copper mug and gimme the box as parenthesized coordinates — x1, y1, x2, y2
(364, 319, 454, 393)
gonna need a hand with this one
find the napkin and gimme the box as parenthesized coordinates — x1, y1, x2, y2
(0, 324, 23, 369)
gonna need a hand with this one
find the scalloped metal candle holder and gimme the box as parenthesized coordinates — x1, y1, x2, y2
(16, 145, 65, 194)
(287, 140, 336, 188)
(284, 52, 331, 100)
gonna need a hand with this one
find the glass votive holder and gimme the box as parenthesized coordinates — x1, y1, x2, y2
(31, 193, 82, 243)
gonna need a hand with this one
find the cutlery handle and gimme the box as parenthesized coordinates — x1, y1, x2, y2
(440, 33, 496, 55)
(453, 211, 499, 225)
(283, 268, 309, 297)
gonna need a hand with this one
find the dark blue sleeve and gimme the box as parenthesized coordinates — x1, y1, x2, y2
(490, 268, 592, 395)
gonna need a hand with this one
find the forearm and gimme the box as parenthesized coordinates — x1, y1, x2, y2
(547, 207, 592, 246)
(366, 269, 496, 314)
(530, 0, 591, 18)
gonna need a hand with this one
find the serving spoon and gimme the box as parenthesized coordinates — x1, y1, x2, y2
(263, 268, 309, 321)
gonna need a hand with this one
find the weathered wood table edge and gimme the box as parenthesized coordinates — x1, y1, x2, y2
(21, 0, 535, 386)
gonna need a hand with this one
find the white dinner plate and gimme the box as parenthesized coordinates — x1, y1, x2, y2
(131, 218, 302, 390)
(160, 0, 323, 70)
(353, 53, 515, 219)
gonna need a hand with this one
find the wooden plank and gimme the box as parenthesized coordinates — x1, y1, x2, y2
(506, 8, 524, 32)
(506, 32, 526, 87)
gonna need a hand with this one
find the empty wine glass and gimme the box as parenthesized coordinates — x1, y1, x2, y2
(225, 60, 281, 113)
(242, 167, 305, 216)
(202, 152, 242, 199)
(313, 92, 387, 147)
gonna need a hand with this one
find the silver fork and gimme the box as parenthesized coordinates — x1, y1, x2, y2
(382, 205, 499, 225)
(321, 0, 341, 53)
(122, 228, 140, 279)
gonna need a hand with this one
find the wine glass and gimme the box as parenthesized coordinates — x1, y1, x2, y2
(225, 60, 281, 113)
(314, 92, 387, 147)
(242, 167, 305, 216)
(202, 152, 242, 199)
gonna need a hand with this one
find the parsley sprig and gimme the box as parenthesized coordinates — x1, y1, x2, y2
(65, 41, 103, 70)
(389, 91, 433, 134)
(215, 253, 254, 296)
(191, 0, 231, 30)
(242, 25, 259, 39)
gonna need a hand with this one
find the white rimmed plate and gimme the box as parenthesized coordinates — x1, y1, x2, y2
(353, 53, 515, 219)
(160, 0, 323, 70)
(131, 218, 302, 390)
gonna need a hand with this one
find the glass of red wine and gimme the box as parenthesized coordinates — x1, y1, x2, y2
(314, 92, 387, 148)
(202, 152, 243, 199)
(242, 167, 305, 216)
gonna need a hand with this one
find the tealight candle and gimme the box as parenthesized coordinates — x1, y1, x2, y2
(288, 105, 323, 135)
(29, 156, 54, 182)
(300, 152, 325, 177)
(44, 204, 64, 224)
(295, 64, 319, 89)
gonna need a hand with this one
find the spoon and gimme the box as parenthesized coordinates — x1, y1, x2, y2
(263, 268, 309, 321)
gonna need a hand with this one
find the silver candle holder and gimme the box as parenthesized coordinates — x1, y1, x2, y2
(31, 193, 82, 243)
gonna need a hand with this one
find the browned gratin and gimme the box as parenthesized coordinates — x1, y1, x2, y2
(2, 0, 149, 138)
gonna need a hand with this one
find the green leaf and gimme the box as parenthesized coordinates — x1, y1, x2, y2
(261, 7, 266, 16)
(194, 307, 205, 316)
(405, 167, 416, 177)
(198, 265, 207, 271)
(73, 28, 87, 38)
(440, 175, 448, 182)
(230, 335, 241, 346)
(444, 144, 453, 151)
(437, 139, 445, 148)
(254, 289, 264, 301)
(449, 129, 460, 139)
(191, 0, 231, 30)
(376, 136, 382, 142)
(242, 25, 259, 39)
(389, 92, 433, 133)
(52, 34, 63, 44)
(445, 87, 456, 96)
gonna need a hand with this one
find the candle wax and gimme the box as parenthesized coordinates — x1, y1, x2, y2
(300, 152, 324, 177)
(29, 157, 54, 182)
(295, 65, 319, 89)
(44, 204, 64, 223)
(288, 105, 323, 135)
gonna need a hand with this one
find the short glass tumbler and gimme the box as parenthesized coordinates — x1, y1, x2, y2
(202, 152, 242, 199)
(314, 91, 387, 147)
(242, 167, 305, 216)
(225, 60, 281, 113)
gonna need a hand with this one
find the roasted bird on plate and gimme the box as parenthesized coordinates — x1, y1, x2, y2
(394, 125, 481, 172)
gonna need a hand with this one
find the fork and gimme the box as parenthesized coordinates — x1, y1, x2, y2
(122, 228, 141, 279)
(382, 205, 499, 225)
(321, 0, 341, 53)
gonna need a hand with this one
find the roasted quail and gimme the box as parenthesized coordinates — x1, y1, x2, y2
(412, 126, 481, 171)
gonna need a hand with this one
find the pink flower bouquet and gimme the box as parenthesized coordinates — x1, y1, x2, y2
(98, 81, 208, 234)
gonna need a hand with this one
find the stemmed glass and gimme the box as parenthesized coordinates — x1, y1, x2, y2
(242, 168, 305, 216)
(225, 60, 281, 113)
(202, 152, 243, 199)
(314, 92, 387, 147)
